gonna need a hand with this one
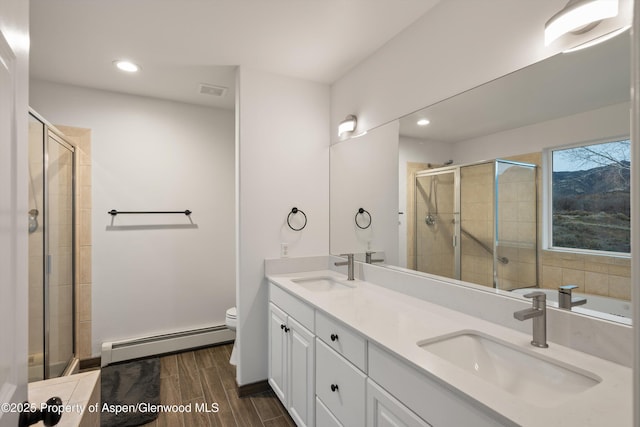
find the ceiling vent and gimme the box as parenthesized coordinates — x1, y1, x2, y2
(198, 83, 228, 97)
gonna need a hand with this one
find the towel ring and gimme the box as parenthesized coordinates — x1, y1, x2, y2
(287, 207, 307, 231)
(355, 207, 372, 229)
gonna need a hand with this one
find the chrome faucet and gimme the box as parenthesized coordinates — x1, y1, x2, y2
(334, 253, 355, 280)
(513, 291, 549, 348)
(558, 285, 587, 310)
(365, 251, 384, 264)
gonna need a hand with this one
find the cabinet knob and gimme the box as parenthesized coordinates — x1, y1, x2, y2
(330, 384, 339, 392)
(280, 324, 285, 330)
(284, 326, 290, 333)
(330, 333, 338, 342)
(19, 397, 63, 427)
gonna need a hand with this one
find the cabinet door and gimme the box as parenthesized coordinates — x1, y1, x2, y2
(268, 303, 288, 403)
(367, 379, 432, 427)
(288, 316, 315, 427)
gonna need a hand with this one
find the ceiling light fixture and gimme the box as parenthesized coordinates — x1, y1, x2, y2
(113, 60, 140, 73)
(338, 115, 357, 138)
(417, 119, 430, 126)
(562, 24, 630, 52)
(544, 0, 619, 46)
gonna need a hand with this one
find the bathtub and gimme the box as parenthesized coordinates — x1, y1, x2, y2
(510, 287, 631, 324)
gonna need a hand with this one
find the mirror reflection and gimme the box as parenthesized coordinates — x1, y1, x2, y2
(330, 31, 631, 324)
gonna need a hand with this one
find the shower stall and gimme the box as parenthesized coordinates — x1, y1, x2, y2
(28, 111, 76, 381)
(412, 160, 537, 290)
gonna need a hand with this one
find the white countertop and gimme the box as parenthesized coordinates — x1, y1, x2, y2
(267, 269, 632, 427)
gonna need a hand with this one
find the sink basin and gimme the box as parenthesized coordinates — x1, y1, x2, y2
(418, 331, 601, 407)
(291, 276, 356, 292)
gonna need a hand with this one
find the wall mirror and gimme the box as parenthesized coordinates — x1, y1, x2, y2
(330, 31, 631, 324)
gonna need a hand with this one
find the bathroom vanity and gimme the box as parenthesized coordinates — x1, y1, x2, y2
(266, 265, 631, 427)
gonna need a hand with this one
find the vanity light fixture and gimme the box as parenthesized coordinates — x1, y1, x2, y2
(544, 0, 619, 46)
(338, 115, 357, 137)
(417, 119, 430, 126)
(113, 60, 140, 73)
(563, 25, 630, 52)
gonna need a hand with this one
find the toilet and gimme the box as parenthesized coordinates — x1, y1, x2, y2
(225, 307, 237, 331)
(225, 307, 238, 365)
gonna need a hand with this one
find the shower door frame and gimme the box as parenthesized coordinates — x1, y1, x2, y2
(43, 128, 76, 379)
(414, 166, 461, 279)
(414, 159, 538, 289)
(29, 110, 77, 380)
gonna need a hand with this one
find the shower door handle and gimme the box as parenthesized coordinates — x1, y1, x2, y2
(452, 234, 457, 248)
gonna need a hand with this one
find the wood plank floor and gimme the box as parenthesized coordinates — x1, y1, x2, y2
(139, 343, 295, 427)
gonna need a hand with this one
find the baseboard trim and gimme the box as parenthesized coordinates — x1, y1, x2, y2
(79, 357, 101, 371)
(237, 380, 270, 397)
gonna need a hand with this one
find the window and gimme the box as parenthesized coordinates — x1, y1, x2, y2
(549, 139, 630, 254)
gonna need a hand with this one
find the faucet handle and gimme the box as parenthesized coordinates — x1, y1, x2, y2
(523, 291, 546, 300)
(559, 284, 578, 292)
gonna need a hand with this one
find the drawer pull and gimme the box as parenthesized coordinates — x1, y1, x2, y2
(330, 384, 339, 392)
(330, 333, 339, 342)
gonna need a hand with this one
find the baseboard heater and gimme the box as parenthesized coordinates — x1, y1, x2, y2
(101, 325, 235, 367)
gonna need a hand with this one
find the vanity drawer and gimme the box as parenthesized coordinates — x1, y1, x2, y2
(316, 397, 342, 427)
(316, 311, 367, 371)
(269, 282, 314, 331)
(316, 339, 366, 427)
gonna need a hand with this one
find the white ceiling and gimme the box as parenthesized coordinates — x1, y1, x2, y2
(29, 0, 440, 110)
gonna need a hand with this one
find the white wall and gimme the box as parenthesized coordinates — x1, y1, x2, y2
(0, 0, 29, 411)
(452, 102, 631, 163)
(330, 122, 399, 264)
(330, 0, 630, 140)
(398, 136, 452, 267)
(30, 80, 236, 356)
(236, 67, 329, 385)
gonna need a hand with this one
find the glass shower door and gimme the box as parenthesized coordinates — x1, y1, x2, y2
(28, 115, 45, 382)
(494, 160, 537, 290)
(414, 170, 458, 279)
(45, 130, 75, 378)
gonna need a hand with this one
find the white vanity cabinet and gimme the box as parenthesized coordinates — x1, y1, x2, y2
(367, 379, 432, 427)
(268, 284, 315, 427)
(315, 311, 367, 427)
(368, 344, 515, 427)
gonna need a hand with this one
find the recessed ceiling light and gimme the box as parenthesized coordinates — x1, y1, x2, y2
(113, 60, 140, 73)
(417, 119, 430, 126)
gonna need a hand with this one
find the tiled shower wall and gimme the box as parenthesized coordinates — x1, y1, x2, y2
(406, 152, 631, 301)
(57, 125, 93, 359)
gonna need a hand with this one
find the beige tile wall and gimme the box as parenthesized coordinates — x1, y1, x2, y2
(57, 125, 93, 359)
(415, 170, 457, 278)
(460, 162, 494, 287)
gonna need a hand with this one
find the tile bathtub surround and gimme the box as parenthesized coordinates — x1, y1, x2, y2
(505, 152, 631, 301)
(541, 251, 631, 300)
